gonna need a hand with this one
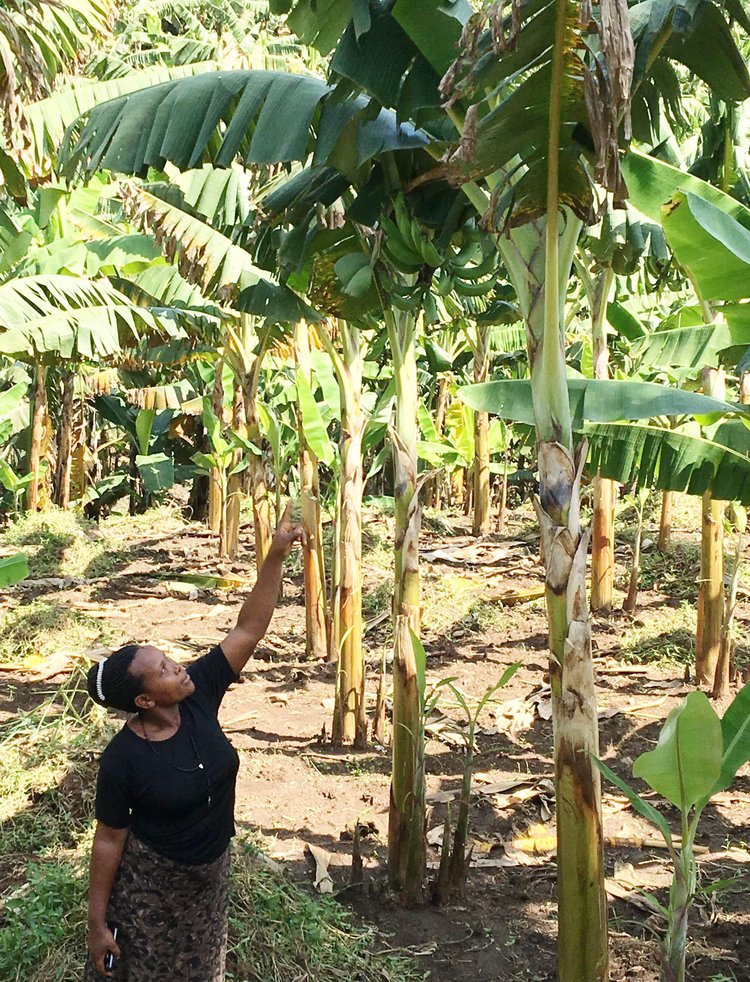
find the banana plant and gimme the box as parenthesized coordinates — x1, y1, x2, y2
(595, 681, 750, 982)
(95, 394, 177, 514)
(623, 149, 750, 689)
(0, 458, 37, 514)
(314, 318, 368, 746)
(294, 319, 329, 663)
(430, 661, 521, 903)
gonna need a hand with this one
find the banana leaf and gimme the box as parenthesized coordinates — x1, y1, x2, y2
(460, 378, 744, 426)
(0, 554, 29, 588)
(61, 70, 428, 182)
(585, 422, 750, 502)
(632, 305, 750, 370)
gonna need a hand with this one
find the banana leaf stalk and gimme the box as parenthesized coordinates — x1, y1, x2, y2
(384, 305, 424, 902)
(714, 506, 745, 699)
(225, 381, 245, 560)
(425, 375, 450, 508)
(294, 320, 328, 661)
(623, 487, 649, 614)
(233, 323, 272, 573)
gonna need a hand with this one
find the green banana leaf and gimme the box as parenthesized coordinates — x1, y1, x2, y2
(623, 148, 750, 229)
(662, 191, 750, 301)
(296, 369, 335, 466)
(585, 422, 750, 502)
(633, 692, 722, 811)
(62, 70, 428, 181)
(26, 63, 220, 169)
(135, 409, 156, 457)
(116, 186, 310, 321)
(716, 680, 750, 794)
(0, 275, 172, 361)
(460, 379, 744, 426)
(0, 553, 29, 588)
(632, 304, 750, 370)
(135, 453, 174, 494)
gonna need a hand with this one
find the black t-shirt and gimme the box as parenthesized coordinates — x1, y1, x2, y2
(95, 645, 240, 865)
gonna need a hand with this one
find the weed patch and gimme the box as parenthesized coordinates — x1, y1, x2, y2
(3, 511, 126, 580)
(0, 857, 88, 981)
(0, 600, 105, 664)
(619, 603, 696, 665)
(228, 839, 423, 982)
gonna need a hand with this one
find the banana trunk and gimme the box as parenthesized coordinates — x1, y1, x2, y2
(696, 368, 725, 685)
(26, 363, 48, 513)
(590, 268, 616, 611)
(472, 325, 491, 536)
(500, 211, 608, 980)
(294, 320, 328, 662)
(56, 371, 75, 509)
(385, 309, 424, 903)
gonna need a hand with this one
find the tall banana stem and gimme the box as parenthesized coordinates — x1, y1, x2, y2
(385, 306, 424, 903)
(225, 381, 245, 560)
(472, 324, 491, 536)
(209, 361, 224, 538)
(590, 267, 616, 611)
(26, 362, 48, 513)
(241, 334, 272, 573)
(295, 320, 328, 661)
(491, 21, 606, 977)
(318, 321, 366, 743)
(56, 371, 75, 509)
(696, 367, 726, 686)
(537, 2, 608, 971)
(659, 491, 674, 553)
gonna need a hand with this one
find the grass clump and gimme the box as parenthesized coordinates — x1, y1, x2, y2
(0, 600, 104, 664)
(0, 857, 88, 982)
(3, 510, 125, 580)
(619, 601, 696, 665)
(228, 839, 424, 982)
(635, 543, 701, 600)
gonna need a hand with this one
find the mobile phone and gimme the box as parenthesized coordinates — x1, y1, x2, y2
(104, 925, 118, 972)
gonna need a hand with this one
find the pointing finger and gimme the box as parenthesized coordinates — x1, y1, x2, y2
(281, 500, 295, 524)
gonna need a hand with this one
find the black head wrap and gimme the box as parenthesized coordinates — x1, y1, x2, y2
(86, 645, 145, 714)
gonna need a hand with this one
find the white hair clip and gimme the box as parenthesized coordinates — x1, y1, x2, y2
(96, 659, 106, 703)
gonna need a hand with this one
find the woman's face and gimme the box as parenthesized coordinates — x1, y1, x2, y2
(131, 646, 195, 708)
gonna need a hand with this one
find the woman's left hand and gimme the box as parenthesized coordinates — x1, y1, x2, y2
(270, 501, 305, 558)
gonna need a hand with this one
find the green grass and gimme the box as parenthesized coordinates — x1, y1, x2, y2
(0, 857, 88, 982)
(619, 601, 697, 666)
(0, 600, 106, 664)
(633, 543, 702, 600)
(228, 839, 424, 982)
(3, 510, 126, 580)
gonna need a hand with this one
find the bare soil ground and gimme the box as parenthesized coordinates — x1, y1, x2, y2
(2, 498, 750, 981)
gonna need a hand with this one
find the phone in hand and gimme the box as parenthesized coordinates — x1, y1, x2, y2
(104, 925, 118, 972)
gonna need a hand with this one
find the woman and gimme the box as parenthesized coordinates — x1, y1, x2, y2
(84, 503, 303, 980)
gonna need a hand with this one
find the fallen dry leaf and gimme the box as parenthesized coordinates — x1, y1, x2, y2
(305, 843, 334, 894)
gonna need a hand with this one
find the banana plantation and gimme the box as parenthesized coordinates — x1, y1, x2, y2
(4, 0, 750, 980)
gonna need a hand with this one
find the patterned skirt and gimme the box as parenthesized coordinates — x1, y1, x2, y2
(84, 834, 230, 982)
